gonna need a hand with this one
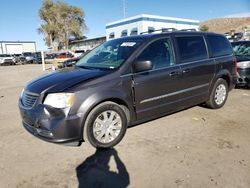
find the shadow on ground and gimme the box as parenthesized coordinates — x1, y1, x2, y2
(76, 148, 130, 188)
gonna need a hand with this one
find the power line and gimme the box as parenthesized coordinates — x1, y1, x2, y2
(122, 0, 127, 18)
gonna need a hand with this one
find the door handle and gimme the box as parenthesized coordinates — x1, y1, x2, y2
(169, 71, 180, 77)
(182, 69, 190, 74)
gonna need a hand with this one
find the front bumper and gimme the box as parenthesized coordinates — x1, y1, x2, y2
(19, 101, 84, 146)
(237, 68, 250, 86)
(0, 60, 15, 65)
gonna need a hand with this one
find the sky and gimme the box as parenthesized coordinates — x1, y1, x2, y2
(0, 0, 249, 51)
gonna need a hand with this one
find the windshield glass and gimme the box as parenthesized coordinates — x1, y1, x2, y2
(232, 42, 250, 60)
(23, 53, 32, 56)
(76, 38, 143, 69)
(2, 54, 11, 57)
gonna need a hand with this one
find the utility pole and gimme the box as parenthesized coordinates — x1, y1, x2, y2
(41, 51, 46, 71)
(122, 0, 127, 18)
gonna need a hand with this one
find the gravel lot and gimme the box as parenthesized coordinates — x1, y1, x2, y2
(0, 65, 250, 188)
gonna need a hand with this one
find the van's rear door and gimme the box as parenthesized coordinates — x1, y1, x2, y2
(173, 34, 215, 105)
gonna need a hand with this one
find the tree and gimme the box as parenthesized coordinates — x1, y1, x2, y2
(199, 25, 209, 32)
(55, 1, 87, 50)
(38, 0, 87, 51)
(38, 0, 59, 51)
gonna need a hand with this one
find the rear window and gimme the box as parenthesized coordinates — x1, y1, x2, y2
(207, 35, 232, 57)
(176, 36, 208, 62)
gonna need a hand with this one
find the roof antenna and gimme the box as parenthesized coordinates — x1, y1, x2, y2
(122, 0, 127, 18)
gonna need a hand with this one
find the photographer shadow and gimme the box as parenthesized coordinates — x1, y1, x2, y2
(76, 148, 130, 188)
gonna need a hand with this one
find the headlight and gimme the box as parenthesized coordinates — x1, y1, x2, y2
(237, 61, 250, 69)
(44, 93, 75, 108)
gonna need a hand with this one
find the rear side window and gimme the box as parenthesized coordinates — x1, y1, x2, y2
(176, 36, 208, 62)
(207, 35, 233, 57)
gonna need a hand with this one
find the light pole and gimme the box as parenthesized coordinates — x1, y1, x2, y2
(122, 0, 127, 18)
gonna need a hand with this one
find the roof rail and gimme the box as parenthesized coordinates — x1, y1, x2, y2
(140, 28, 177, 35)
(140, 28, 197, 35)
(180, 28, 197, 31)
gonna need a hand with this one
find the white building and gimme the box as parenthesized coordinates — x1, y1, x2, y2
(106, 14, 200, 40)
(69, 36, 106, 52)
(0, 41, 36, 54)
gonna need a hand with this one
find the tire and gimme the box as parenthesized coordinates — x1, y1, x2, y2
(83, 101, 128, 148)
(206, 78, 228, 109)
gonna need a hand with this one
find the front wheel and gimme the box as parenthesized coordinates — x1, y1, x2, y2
(83, 102, 128, 148)
(206, 78, 229, 109)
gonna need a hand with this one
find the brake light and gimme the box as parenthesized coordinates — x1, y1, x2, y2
(233, 58, 237, 74)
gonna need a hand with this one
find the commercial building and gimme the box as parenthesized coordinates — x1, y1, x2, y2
(106, 14, 200, 40)
(0, 41, 36, 54)
(69, 36, 106, 52)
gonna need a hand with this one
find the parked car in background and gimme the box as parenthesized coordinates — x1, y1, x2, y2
(73, 50, 85, 57)
(231, 41, 250, 87)
(55, 52, 74, 59)
(13, 54, 22, 64)
(20, 52, 35, 64)
(0, 54, 15, 65)
(33, 52, 42, 64)
(224, 31, 243, 42)
(62, 53, 85, 68)
(45, 53, 57, 60)
(51, 52, 75, 69)
(19, 32, 237, 148)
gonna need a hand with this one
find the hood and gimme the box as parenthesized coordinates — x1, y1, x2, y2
(25, 67, 111, 94)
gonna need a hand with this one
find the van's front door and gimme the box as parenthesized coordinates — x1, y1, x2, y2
(132, 38, 182, 120)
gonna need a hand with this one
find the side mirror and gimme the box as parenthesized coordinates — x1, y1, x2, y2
(134, 60, 153, 73)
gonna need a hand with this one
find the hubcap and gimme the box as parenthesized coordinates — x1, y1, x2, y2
(93, 110, 122, 144)
(215, 84, 226, 105)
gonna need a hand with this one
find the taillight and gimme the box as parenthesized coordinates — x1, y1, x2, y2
(233, 57, 237, 74)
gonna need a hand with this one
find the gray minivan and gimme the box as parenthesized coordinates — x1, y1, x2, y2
(19, 32, 237, 148)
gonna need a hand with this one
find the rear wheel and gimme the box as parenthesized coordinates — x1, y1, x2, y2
(83, 102, 128, 148)
(206, 78, 228, 109)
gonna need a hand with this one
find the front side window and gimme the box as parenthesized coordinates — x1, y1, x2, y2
(77, 38, 143, 69)
(137, 38, 175, 69)
(207, 35, 233, 57)
(176, 36, 208, 62)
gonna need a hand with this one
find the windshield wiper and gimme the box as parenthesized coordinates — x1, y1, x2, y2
(77, 65, 112, 70)
(77, 65, 98, 70)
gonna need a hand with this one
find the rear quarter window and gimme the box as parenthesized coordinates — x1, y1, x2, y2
(176, 36, 208, 63)
(207, 35, 233, 57)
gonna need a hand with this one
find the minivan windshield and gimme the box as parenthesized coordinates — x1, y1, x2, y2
(76, 38, 143, 69)
(232, 41, 250, 61)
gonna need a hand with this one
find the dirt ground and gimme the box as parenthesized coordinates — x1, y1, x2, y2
(0, 65, 250, 188)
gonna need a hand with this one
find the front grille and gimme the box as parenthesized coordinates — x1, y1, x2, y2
(21, 91, 39, 108)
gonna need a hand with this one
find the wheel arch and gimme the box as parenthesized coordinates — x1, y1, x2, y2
(78, 91, 134, 140)
(212, 70, 232, 88)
